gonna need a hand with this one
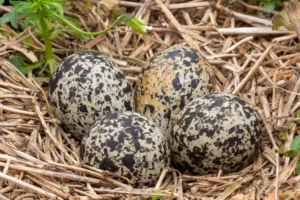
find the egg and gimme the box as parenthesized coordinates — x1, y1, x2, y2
(135, 45, 214, 138)
(80, 111, 171, 186)
(171, 92, 261, 174)
(48, 52, 134, 140)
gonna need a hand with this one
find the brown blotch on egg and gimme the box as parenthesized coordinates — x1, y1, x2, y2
(135, 45, 214, 138)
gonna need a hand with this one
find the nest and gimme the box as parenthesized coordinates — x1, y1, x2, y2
(0, 0, 300, 199)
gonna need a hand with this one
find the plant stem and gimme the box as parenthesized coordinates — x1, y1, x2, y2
(39, 16, 54, 73)
(53, 13, 127, 36)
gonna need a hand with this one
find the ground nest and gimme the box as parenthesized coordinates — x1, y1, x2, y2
(0, 0, 300, 199)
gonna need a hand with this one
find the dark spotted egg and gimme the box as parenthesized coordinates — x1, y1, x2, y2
(48, 52, 134, 140)
(171, 92, 261, 174)
(135, 45, 214, 138)
(80, 111, 170, 186)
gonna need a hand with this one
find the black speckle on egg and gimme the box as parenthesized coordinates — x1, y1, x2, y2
(80, 111, 171, 187)
(48, 52, 134, 140)
(135, 45, 214, 138)
(172, 73, 182, 91)
(99, 157, 120, 172)
(122, 154, 135, 170)
(171, 92, 261, 175)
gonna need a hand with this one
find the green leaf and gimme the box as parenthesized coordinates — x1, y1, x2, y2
(297, 110, 300, 118)
(290, 135, 300, 157)
(283, 149, 293, 157)
(61, 185, 70, 193)
(151, 190, 163, 200)
(288, 122, 296, 129)
(274, 0, 282, 7)
(296, 159, 300, 175)
(0, 0, 4, 5)
(123, 16, 146, 34)
(151, 196, 162, 200)
(0, 13, 12, 25)
(13, 1, 33, 12)
(272, 11, 293, 30)
(8, 54, 42, 74)
(48, 2, 64, 16)
(53, 0, 67, 3)
(264, 2, 276, 13)
(57, 15, 80, 28)
(9, 6, 18, 29)
(63, 6, 72, 12)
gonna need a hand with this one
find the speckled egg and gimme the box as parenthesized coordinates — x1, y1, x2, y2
(135, 45, 214, 138)
(171, 92, 261, 174)
(49, 52, 134, 140)
(80, 111, 170, 186)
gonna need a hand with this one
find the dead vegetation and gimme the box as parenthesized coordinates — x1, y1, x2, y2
(0, 0, 300, 199)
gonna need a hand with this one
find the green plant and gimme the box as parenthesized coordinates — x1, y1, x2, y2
(272, 0, 300, 40)
(286, 134, 300, 175)
(8, 53, 43, 74)
(151, 190, 163, 200)
(0, 0, 147, 75)
(284, 110, 300, 175)
(258, 0, 285, 12)
(229, 0, 290, 13)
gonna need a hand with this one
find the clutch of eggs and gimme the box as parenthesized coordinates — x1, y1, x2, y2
(80, 111, 171, 187)
(171, 92, 261, 174)
(48, 52, 134, 140)
(135, 45, 214, 138)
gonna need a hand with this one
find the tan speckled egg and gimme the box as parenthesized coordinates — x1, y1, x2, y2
(135, 45, 214, 138)
(171, 92, 261, 174)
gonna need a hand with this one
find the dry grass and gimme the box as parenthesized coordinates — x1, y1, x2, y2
(0, 0, 300, 199)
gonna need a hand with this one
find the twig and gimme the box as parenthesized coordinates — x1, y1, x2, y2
(272, 33, 297, 42)
(257, 109, 278, 150)
(182, 175, 231, 184)
(275, 151, 280, 200)
(214, 4, 272, 26)
(83, 164, 134, 186)
(279, 76, 300, 125)
(93, 188, 179, 198)
(0, 158, 10, 187)
(155, 168, 170, 190)
(0, 172, 60, 199)
(126, 76, 138, 82)
(225, 36, 253, 53)
(119, 1, 210, 10)
(217, 27, 293, 35)
(26, 174, 73, 200)
(32, 98, 68, 155)
(0, 104, 35, 116)
(0, 162, 112, 186)
(155, 0, 198, 50)
(0, 93, 35, 99)
(0, 81, 33, 92)
(0, 193, 9, 200)
(232, 45, 272, 94)
(48, 161, 132, 189)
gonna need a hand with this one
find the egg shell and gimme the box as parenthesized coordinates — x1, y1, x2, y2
(48, 52, 134, 140)
(80, 111, 171, 187)
(135, 45, 214, 138)
(171, 92, 261, 174)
